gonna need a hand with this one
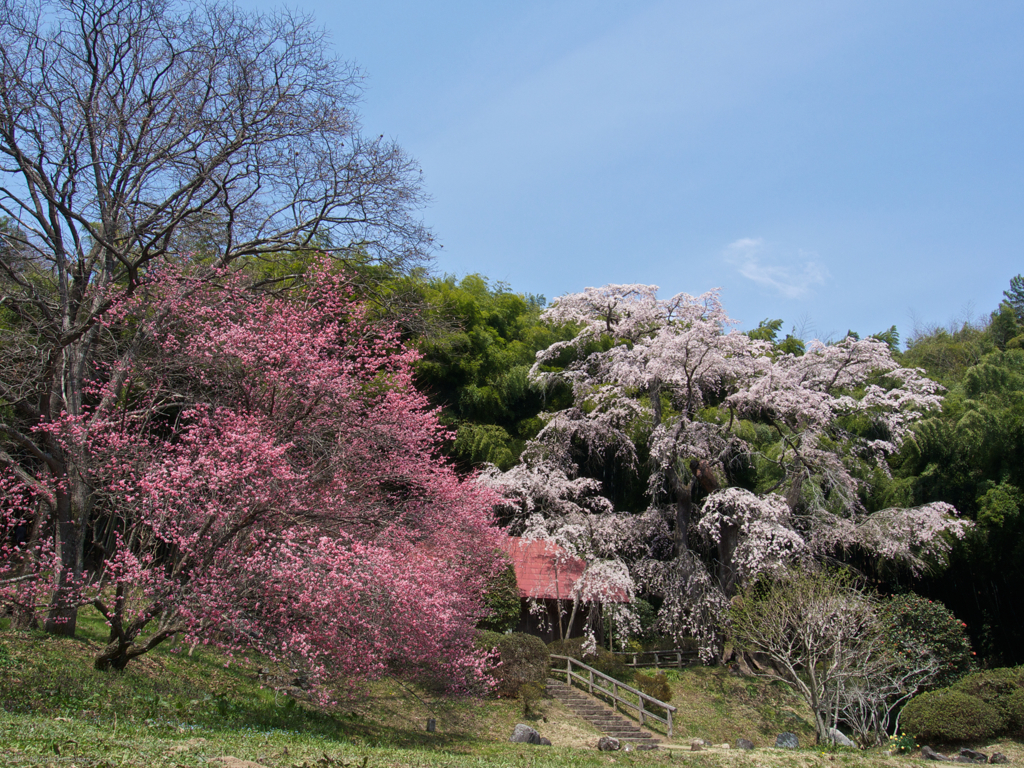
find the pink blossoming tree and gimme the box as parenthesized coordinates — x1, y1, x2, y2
(1, 265, 505, 687)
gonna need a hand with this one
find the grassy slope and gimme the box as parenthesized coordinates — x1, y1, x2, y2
(0, 616, 1021, 767)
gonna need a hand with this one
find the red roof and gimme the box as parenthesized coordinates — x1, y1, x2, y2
(499, 537, 628, 603)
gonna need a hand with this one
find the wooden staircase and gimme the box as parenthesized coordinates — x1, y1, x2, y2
(546, 678, 661, 748)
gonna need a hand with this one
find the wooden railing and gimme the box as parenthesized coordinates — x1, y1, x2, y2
(549, 654, 677, 738)
(612, 649, 700, 669)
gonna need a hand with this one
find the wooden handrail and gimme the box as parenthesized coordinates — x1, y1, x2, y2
(549, 654, 676, 738)
(612, 648, 700, 669)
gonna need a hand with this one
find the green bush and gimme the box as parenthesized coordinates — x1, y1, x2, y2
(1004, 688, 1024, 738)
(519, 681, 545, 717)
(900, 689, 1002, 743)
(880, 593, 974, 691)
(547, 637, 633, 683)
(477, 562, 521, 634)
(476, 631, 550, 698)
(951, 667, 1024, 733)
(634, 671, 672, 703)
(547, 636, 588, 661)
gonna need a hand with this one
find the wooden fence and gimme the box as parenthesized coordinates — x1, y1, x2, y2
(612, 649, 701, 669)
(549, 654, 677, 738)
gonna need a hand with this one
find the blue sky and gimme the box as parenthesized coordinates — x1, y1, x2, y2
(244, 0, 1023, 343)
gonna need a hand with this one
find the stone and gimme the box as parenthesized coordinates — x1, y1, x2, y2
(959, 750, 988, 764)
(922, 746, 950, 761)
(775, 733, 799, 749)
(717, 743, 731, 749)
(988, 754, 1008, 764)
(510, 724, 541, 744)
(598, 737, 621, 751)
(828, 728, 856, 748)
(539, 738, 552, 746)
(164, 738, 207, 756)
(736, 738, 755, 750)
(690, 741, 704, 752)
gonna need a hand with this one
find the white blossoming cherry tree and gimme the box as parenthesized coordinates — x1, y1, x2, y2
(482, 283, 969, 658)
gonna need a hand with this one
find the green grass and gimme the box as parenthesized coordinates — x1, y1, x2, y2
(1, 615, 1021, 767)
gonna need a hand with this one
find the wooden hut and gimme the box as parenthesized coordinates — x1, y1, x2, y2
(499, 536, 629, 643)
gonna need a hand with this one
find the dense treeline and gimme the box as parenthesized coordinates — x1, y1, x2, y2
(892, 282, 1024, 664)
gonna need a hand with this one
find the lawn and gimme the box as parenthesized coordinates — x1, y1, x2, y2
(1, 615, 1019, 767)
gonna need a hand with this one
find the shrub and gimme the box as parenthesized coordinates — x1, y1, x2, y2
(547, 637, 634, 683)
(900, 689, 1002, 743)
(880, 593, 974, 691)
(951, 667, 1024, 733)
(547, 636, 588, 661)
(519, 681, 546, 717)
(634, 671, 672, 703)
(478, 562, 521, 634)
(1005, 688, 1024, 738)
(476, 631, 550, 698)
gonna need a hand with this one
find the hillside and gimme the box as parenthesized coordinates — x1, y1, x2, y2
(2, 617, 1022, 767)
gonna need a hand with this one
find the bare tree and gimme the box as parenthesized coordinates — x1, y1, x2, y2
(0, 0, 431, 634)
(832, 650, 944, 747)
(729, 568, 883, 745)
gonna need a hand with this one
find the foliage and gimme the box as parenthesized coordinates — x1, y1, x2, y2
(901, 322, 993, 387)
(518, 681, 546, 717)
(886, 731, 917, 754)
(547, 637, 634, 683)
(478, 562, 522, 634)
(633, 671, 672, 703)
(900, 689, 1002, 744)
(950, 667, 1024, 736)
(475, 631, 550, 698)
(1, 265, 505, 687)
(484, 283, 966, 661)
(1005, 275, 1024, 322)
(893, 341, 1024, 662)
(606, 597, 659, 647)
(1006, 688, 1024, 738)
(748, 318, 806, 356)
(407, 274, 573, 471)
(879, 594, 974, 690)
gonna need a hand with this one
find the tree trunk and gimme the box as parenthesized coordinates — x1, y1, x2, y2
(671, 476, 692, 556)
(716, 521, 741, 597)
(44, 465, 92, 636)
(94, 641, 134, 671)
(42, 334, 98, 637)
(650, 377, 663, 427)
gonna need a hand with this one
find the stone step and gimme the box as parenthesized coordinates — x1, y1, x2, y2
(546, 678, 661, 746)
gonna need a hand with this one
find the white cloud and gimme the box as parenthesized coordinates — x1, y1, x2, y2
(724, 238, 828, 299)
